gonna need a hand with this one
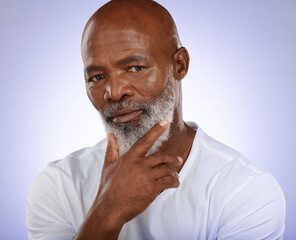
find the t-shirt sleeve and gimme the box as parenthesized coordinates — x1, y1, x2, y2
(26, 167, 76, 240)
(217, 173, 286, 240)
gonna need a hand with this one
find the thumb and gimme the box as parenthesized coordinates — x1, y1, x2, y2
(104, 133, 119, 166)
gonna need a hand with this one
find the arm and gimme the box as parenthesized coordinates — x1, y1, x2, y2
(74, 120, 182, 239)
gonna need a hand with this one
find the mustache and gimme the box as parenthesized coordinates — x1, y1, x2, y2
(102, 101, 150, 119)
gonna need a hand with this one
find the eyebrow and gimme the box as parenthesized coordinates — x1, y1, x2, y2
(84, 55, 149, 75)
(84, 65, 104, 75)
(115, 55, 149, 65)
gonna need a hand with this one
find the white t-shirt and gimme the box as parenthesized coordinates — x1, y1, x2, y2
(26, 122, 286, 240)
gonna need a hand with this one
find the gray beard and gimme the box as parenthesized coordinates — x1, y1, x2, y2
(100, 79, 176, 156)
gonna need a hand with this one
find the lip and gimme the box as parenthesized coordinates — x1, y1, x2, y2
(109, 108, 143, 123)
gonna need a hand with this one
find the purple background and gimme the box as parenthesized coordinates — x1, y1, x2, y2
(1, 0, 295, 239)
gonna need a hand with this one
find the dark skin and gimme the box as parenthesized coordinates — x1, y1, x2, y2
(75, 0, 196, 239)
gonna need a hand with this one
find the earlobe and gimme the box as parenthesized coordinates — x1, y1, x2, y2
(173, 47, 190, 80)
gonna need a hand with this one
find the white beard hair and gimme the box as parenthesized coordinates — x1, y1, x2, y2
(100, 78, 176, 157)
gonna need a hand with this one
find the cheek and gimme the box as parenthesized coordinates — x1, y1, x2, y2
(135, 69, 167, 98)
(86, 84, 104, 109)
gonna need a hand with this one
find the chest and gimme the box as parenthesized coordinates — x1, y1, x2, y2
(119, 185, 219, 240)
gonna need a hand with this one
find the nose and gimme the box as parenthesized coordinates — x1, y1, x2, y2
(104, 77, 134, 102)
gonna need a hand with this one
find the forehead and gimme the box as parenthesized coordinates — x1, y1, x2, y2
(81, 20, 161, 64)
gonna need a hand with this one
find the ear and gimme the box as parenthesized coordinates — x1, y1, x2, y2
(173, 47, 190, 80)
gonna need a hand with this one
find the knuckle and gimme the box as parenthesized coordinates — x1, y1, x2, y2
(163, 165, 174, 174)
(160, 173, 180, 187)
(168, 154, 179, 163)
(150, 153, 169, 166)
(162, 154, 177, 164)
(174, 179, 180, 188)
(161, 176, 173, 185)
(155, 153, 165, 161)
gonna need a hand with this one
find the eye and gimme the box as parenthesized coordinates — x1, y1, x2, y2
(128, 66, 144, 72)
(90, 74, 105, 82)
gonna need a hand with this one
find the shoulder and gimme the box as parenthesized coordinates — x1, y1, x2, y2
(26, 139, 107, 237)
(194, 125, 264, 182)
(192, 126, 285, 239)
(27, 138, 107, 202)
(216, 170, 286, 239)
(49, 138, 107, 177)
(187, 122, 245, 172)
(185, 123, 266, 192)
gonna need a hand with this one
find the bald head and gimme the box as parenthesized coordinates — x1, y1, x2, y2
(81, 0, 182, 57)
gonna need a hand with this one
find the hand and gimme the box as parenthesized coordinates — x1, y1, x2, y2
(96, 120, 182, 225)
(75, 120, 182, 240)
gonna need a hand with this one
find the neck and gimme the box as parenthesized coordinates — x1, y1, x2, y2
(158, 111, 196, 171)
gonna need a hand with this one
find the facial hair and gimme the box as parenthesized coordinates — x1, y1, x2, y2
(100, 78, 176, 156)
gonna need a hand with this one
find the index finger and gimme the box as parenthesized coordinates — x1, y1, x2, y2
(127, 120, 169, 157)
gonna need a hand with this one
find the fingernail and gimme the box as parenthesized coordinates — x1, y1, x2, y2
(177, 156, 183, 163)
(159, 120, 169, 127)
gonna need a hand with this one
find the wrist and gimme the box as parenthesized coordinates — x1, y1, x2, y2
(75, 203, 124, 240)
(94, 205, 124, 234)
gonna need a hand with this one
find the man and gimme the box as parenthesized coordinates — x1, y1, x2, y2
(26, 0, 286, 239)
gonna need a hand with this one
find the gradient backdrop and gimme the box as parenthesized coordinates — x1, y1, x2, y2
(1, 0, 295, 239)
